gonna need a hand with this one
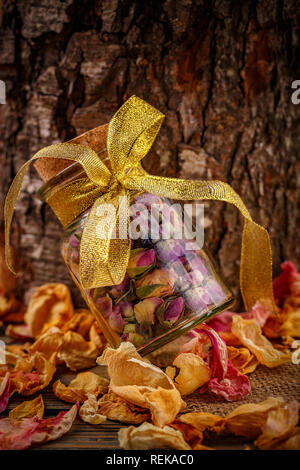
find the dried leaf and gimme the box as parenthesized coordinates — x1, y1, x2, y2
(25, 283, 74, 337)
(53, 371, 109, 403)
(98, 391, 150, 424)
(118, 422, 191, 450)
(9, 395, 44, 421)
(231, 315, 291, 367)
(79, 393, 106, 424)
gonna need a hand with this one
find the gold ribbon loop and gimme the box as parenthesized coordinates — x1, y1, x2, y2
(4, 96, 276, 313)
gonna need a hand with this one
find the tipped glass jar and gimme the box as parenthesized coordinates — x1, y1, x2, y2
(38, 162, 234, 356)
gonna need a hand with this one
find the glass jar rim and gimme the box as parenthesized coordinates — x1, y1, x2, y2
(37, 147, 108, 203)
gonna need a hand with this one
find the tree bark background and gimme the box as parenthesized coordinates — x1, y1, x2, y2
(0, 0, 299, 307)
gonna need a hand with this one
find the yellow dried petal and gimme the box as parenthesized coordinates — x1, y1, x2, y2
(98, 391, 150, 424)
(169, 353, 211, 395)
(225, 396, 285, 438)
(254, 400, 299, 449)
(179, 412, 223, 432)
(25, 283, 74, 337)
(79, 393, 106, 425)
(9, 395, 44, 421)
(58, 331, 101, 371)
(231, 315, 291, 367)
(280, 308, 300, 337)
(118, 422, 191, 450)
(53, 371, 109, 403)
(143, 387, 184, 427)
(227, 346, 259, 375)
(97, 342, 174, 389)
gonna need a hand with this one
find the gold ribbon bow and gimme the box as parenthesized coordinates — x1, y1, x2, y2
(4, 96, 276, 313)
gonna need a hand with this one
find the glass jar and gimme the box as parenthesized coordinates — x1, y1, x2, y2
(38, 160, 234, 356)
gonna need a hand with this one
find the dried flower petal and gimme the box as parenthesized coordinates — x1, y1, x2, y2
(273, 261, 300, 307)
(0, 373, 10, 413)
(136, 268, 176, 298)
(276, 429, 300, 450)
(280, 308, 300, 337)
(227, 346, 259, 375)
(254, 400, 299, 449)
(170, 420, 206, 449)
(118, 422, 191, 450)
(5, 324, 32, 341)
(166, 353, 211, 395)
(209, 361, 251, 401)
(53, 371, 109, 403)
(134, 298, 163, 325)
(25, 283, 74, 337)
(179, 411, 224, 432)
(98, 391, 150, 424)
(79, 393, 106, 424)
(57, 330, 101, 371)
(143, 387, 183, 427)
(10, 352, 56, 396)
(0, 404, 78, 450)
(9, 395, 44, 421)
(231, 315, 291, 367)
(225, 396, 285, 438)
(29, 326, 64, 363)
(97, 342, 174, 390)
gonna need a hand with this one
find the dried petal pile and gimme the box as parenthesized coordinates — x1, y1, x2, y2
(0, 262, 299, 449)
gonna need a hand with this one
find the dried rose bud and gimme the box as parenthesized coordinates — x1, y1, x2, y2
(134, 297, 163, 325)
(164, 297, 184, 323)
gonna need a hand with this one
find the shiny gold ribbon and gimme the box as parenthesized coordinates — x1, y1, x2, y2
(4, 96, 276, 313)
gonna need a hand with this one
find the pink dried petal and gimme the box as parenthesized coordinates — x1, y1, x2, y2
(199, 325, 228, 378)
(136, 249, 155, 267)
(0, 403, 78, 450)
(209, 361, 251, 402)
(206, 310, 235, 332)
(242, 302, 273, 328)
(273, 261, 300, 307)
(96, 296, 113, 318)
(0, 373, 10, 414)
(108, 306, 126, 333)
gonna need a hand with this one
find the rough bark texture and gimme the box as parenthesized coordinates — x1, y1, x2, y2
(0, 0, 299, 307)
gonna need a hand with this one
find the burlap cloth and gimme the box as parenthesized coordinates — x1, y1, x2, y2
(183, 362, 300, 416)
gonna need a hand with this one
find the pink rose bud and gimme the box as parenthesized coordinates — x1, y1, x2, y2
(96, 296, 113, 318)
(128, 248, 155, 268)
(108, 305, 126, 333)
(164, 297, 184, 323)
